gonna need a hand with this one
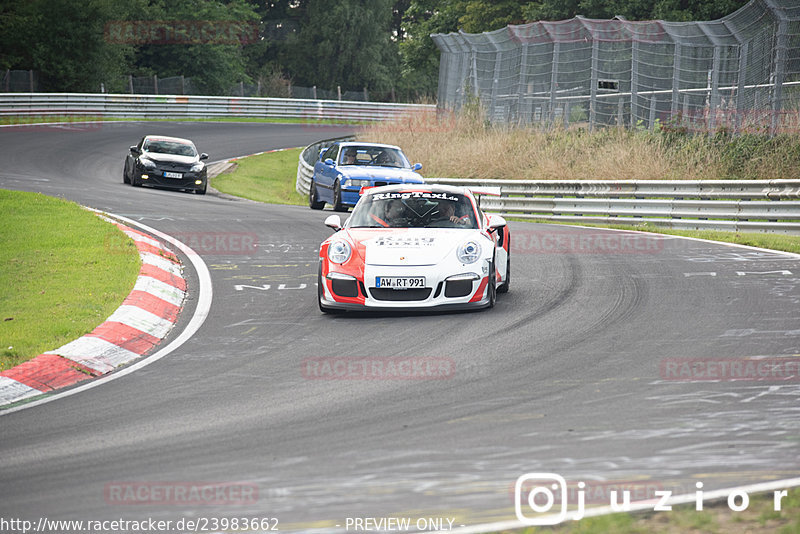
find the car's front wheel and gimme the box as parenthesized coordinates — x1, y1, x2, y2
(122, 163, 130, 184)
(332, 180, 347, 212)
(486, 260, 496, 309)
(195, 181, 207, 195)
(497, 238, 510, 294)
(309, 181, 325, 210)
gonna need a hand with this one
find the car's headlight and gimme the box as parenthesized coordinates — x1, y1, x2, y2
(343, 179, 370, 188)
(190, 162, 205, 172)
(327, 240, 352, 264)
(139, 157, 156, 169)
(456, 241, 481, 264)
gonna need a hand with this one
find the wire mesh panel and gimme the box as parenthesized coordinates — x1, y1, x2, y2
(432, 0, 800, 135)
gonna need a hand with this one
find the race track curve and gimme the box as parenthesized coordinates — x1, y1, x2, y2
(1, 121, 799, 531)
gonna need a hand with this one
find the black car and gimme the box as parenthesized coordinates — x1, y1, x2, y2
(123, 135, 209, 194)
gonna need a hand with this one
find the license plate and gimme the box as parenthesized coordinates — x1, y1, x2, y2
(376, 276, 425, 289)
(163, 171, 182, 178)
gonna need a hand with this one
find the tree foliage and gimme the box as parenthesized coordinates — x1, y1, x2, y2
(2, 0, 751, 99)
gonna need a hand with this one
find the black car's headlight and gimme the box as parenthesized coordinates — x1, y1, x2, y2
(139, 157, 157, 170)
(343, 179, 370, 188)
(190, 162, 205, 173)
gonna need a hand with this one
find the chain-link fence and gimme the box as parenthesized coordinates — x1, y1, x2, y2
(2, 70, 38, 92)
(431, 0, 800, 135)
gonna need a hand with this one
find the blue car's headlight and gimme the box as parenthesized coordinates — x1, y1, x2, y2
(456, 241, 481, 264)
(343, 179, 371, 188)
(328, 240, 352, 264)
(139, 157, 156, 169)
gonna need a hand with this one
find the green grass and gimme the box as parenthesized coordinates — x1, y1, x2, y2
(211, 147, 307, 205)
(0, 190, 141, 371)
(507, 487, 800, 533)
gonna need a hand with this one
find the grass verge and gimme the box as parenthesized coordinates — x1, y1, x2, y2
(211, 147, 307, 205)
(0, 190, 141, 371)
(510, 487, 800, 533)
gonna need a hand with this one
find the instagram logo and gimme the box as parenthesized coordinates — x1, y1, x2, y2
(515, 473, 583, 525)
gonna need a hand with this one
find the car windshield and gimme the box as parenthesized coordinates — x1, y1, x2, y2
(144, 140, 197, 157)
(348, 191, 478, 229)
(338, 146, 409, 168)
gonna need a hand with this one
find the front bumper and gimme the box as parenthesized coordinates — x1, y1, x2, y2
(137, 165, 206, 190)
(320, 263, 493, 311)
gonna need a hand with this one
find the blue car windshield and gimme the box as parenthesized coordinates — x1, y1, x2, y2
(339, 146, 409, 168)
(349, 191, 478, 229)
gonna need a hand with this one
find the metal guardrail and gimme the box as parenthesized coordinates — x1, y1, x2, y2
(425, 177, 800, 234)
(0, 93, 434, 122)
(296, 139, 800, 234)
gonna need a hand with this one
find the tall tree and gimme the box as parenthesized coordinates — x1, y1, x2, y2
(283, 0, 398, 96)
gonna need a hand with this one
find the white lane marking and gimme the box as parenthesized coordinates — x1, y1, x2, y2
(0, 211, 213, 415)
(684, 272, 717, 277)
(736, 270, 793, 276)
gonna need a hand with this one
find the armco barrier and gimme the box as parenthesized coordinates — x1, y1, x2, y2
(426, 177, 800, 235)
(0, 93, 434, 121)
(295, 140, 800, 235)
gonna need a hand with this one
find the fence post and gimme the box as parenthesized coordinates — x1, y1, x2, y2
(128, 75, 133, 94)
(337, 86, 341, 100)
(770, 16, 788, 135)
(312, 85, 317, 99)
(549, 41, 560, 127)
(181, 75, 185, 95)
(4, 69, 9, 92)
(154, 74, 158, 95)
(630, 40, 639, 128)
(29, 70, 34, 92)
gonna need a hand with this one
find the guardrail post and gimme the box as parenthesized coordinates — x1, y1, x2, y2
(154, 75, 159, 95)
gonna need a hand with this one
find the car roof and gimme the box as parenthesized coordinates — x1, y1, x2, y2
(338, 141, 403, 151)
(361, 183, 475, 198)
(143, 135, 195, 145)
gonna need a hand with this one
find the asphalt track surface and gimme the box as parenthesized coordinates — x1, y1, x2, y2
(1, 121, 799, 531)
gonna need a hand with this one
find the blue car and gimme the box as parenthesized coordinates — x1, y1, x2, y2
(308, 142, 424, 211)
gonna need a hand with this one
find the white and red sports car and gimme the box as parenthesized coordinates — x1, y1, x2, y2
(318, 184, 510, 313)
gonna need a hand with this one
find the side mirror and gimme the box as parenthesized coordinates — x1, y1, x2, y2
(412, 163, 422, 171)
(486, 214, 507, 233)
(324, 214, 342, 232)
(199, 153, 208, 160)
(130, 146, 140, 154)
(324, 158, 335, 166)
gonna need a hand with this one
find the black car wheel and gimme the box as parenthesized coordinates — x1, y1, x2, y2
(332, 180, 347, 212)
(195, 181, 207, 195)
(486, 260, 496, 309)
(309, 181, 325, 210)
(497, 237, 510, 294)
(122, 163, 130, 184)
